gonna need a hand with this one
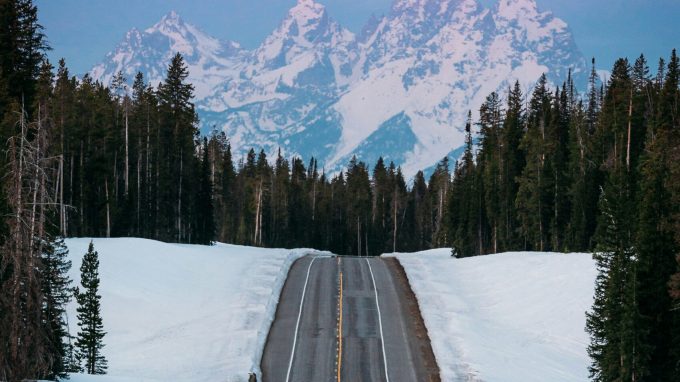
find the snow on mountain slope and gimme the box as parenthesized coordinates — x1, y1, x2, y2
(197, 0, 359, 162)
(388, 249, 596, 381)
(90, 0, 586, 177)
(63, 238, 330, 382)
(328, 0, 585, 173)
(90, 11, 245, 100)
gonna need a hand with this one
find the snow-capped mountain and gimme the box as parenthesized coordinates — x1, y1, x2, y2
(90, 11, 245, 100)
(90, 0, 586, 178)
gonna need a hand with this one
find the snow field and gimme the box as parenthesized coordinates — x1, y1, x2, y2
(64, 238, 330, 382)
(388, 249, 596, 382)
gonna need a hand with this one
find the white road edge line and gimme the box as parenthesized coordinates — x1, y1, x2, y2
(366, 258, 390, 382)
(285, 256, 318, 382)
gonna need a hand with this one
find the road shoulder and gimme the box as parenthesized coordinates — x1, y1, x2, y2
(384, 257, 441, 382)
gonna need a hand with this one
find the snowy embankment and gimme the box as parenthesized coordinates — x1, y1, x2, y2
(64, 238, 329, 382)
(388, 249, 596, 382)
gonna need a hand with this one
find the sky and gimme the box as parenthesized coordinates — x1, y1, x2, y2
(36, 0, 680, 75)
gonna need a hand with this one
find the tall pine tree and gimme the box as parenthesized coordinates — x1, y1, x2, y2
(74, 242, 108, 375)
(40, 236, 73, 380)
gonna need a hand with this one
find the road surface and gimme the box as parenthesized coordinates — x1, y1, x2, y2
(261, 256, 439, 382)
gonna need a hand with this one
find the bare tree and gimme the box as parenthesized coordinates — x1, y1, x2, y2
(0, 104, 59, 380)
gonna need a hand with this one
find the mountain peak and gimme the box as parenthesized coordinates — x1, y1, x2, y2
(255, 0, 353, 68)
(391, 0, 477, 13)
(160, 10, 182, 24)
(289, 0, 325, 19)
(496, 0, 541, 19)
(146, 10, 189, 35)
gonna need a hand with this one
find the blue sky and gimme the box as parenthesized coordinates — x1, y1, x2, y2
(37, 0, 680, 75)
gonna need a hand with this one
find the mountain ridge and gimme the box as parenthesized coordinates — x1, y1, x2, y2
(90, 0, 587, 178)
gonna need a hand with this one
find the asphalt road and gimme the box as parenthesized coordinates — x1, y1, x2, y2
(261, 256, 439, 382)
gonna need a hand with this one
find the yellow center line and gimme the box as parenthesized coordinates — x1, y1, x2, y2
(337, 261, 344, 382)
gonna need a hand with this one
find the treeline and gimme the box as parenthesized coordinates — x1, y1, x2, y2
(15, 53, 454, 255)
(448, 53, 680, 380)
(203, 143, 451, 256)
(19, 53, 214, 245)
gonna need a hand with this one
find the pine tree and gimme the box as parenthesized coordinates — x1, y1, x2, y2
(565, 59, 604, 252)
(74, 242, 108, 375)
(40, 236, 73, 380)
(409, 171, 431, 251)
(566, 98, 591, 251)
(516, 74, 551, 251)
(586, 157, 645, 381)
(371, 157, 390, 253)
(449, 112, 480, 258)
(547, 84, 571, 251)
(345, 157, 372, 256)
(499, 81, 525, 250)
(194, 138, 215, 245)
(389, 164, 407, 253)
(329, 172, 348, 255)
(270, 149, 290, 247)
(634, 49, 679, 381)
(288, 157, 308, 247)
(218, 142, 237, 243)
(478, 92, 503, 253)
(428, 157, 450, 247)
(156, 53, 198, 242)
(0, 0, 48, 120)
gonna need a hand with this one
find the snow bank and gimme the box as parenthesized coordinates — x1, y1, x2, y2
(388, 249, 596, 382)
(64, 238, 330, 382)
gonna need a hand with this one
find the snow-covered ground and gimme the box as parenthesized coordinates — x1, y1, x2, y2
(63, 238, 329, 382)
(389, 249, 596, 382)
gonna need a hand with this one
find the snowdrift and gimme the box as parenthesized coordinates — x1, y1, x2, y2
(64, 238, 329, 382)
(389, 249, 596, 382)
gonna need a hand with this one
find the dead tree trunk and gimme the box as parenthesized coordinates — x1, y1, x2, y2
(0, 106, 56, 379)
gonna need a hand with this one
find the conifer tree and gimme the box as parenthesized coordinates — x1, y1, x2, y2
(157, 53, 198, 242)
(195, 138, 215, 245)
(566, 98, 593, 251)
(40, 236, 73, 380)
(219, 142, 237, 243)
(409, 171, 431, 251)
(449, 112, 479, 257)
(345, 157, 372, 256)
(74, 242, 108, 375)
(586, 182, 639, 382)
(371, 157, 390, 253)
(329, 172, 348, 254)
(516, 74, 551, 251)
(288, 157, 308, 247)
(428, 157, 450, 247)
(499, 81, 525, 249)
(389, 164, 407, 253)
(634, 49, 679, 381)
(270, 149, 290, 247)
(478, 92, 503, 253)
(547, 85, 571, 251)
(0, 0, 48, 119)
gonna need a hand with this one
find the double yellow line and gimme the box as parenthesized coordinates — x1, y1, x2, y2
(336, 258, 344, 382)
